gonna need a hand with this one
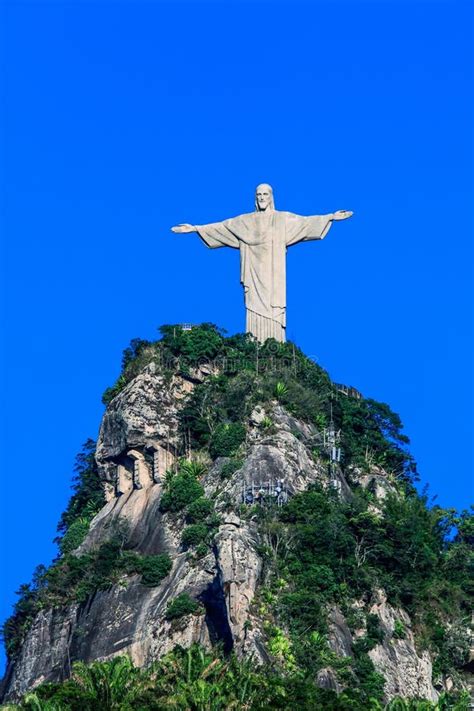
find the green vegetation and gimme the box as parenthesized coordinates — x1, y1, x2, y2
(186, 497, 214, 522)
(209, 422, 246, 458)
(179, 459, 208, 479)
(58, 515, 92, 556)
(183, 510, 220, 549)
(165, 593, 201, 621)
(260, 415, 274, 430)
(101, 324, 225, 406)
(255, 483, 472, 695)
(159, 467, 204, 513)
(158, 461, 220, 552)
(135, 554, 173, 587)
(2, 646, 470, 710)
(55, 439, 105, 553)
(159, 325, 416, 483)
(338, 397, 417, 481)
(219, 457, 243, 479)
(181, 523, 209, 548)
(274, 381, 289, 401)
(393, 619, 406, 639)
(102, 338, 153, 405)
(98, 324, 416, 486)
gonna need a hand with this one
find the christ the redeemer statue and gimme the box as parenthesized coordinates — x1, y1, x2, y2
(171, 184, 352, 343)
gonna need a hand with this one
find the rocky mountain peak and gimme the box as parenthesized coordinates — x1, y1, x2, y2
(1, 326, 471, 708)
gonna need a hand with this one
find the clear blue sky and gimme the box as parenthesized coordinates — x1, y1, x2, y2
(0, 0, 472, 675)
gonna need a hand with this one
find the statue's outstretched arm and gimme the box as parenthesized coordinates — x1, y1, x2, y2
(286, 210, 353, 247)
(171, 224, 196, 233)
(332, 210, 353, 221)
(171, 219, 240, 250)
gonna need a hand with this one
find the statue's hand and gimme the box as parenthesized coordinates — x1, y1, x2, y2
(171, 223, 196, 233)
(332, 210, 353, 221)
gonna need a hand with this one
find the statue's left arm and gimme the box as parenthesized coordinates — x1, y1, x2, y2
(285, 210, 353, 247)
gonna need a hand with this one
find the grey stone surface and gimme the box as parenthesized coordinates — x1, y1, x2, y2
(96, 364, 199, 500)
(96, 363, 187, 464)
(317, 667, 343, 693)
(326, 597, 439, 701)
(367, 589, 438, 702)
(328, 607, 354, 658)
(4, 558, 212, 701)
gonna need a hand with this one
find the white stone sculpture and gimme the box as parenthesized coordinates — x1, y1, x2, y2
(171, 184, 352, 343)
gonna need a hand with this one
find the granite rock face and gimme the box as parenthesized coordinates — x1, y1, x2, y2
(368, 590, 438, 702)
(326, 597, 438, 703)
(1, 367, 440, 703)
(95, 363, 194, 500)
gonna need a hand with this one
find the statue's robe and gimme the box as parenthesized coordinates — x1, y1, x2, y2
(196, 210, 333, 342)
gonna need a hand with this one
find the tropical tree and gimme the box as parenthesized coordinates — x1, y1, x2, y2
(71, 655, 142, 710)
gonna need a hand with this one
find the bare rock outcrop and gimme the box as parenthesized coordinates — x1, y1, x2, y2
(368, 590, 438, 702)
(4, 555, 214, 701)
(2, 365, 268, 700)
(213, 515, 261, 653)
(96, 363, 195, 500)
(349, 465, 398, 502)
(328, 606, 354, 659)
(326, 601, 438, 701)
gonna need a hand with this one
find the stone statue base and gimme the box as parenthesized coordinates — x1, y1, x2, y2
(247, 308, 285, 343)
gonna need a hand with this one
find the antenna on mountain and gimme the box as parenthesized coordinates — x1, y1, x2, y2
(324, 404, 341, 464)
(323, 403, 344, 494)
(323, 403, 342, 493)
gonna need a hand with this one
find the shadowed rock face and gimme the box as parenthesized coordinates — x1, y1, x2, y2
(1, 367, 439, 703)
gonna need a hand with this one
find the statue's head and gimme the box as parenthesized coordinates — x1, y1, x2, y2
(255, 183, 275, 212)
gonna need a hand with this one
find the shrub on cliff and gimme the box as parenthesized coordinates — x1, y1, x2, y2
(209, 422, 246, 458)
(57, 518, 90, 556)
(102, 338, 154, 405)
(159, 470, 204, 513)
(55, 439, 105, 546)
(101, 324, 225, 406)
(165, 593, 200, 620)
(181, 523, 208, 548)
(137, 554, 173, 587)
(0, 546, 174, 658)
(186, 496, 214, 523)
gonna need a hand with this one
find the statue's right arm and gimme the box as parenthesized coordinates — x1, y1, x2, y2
(195, 219, 241, 249)
(171, 217, 242, 249)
